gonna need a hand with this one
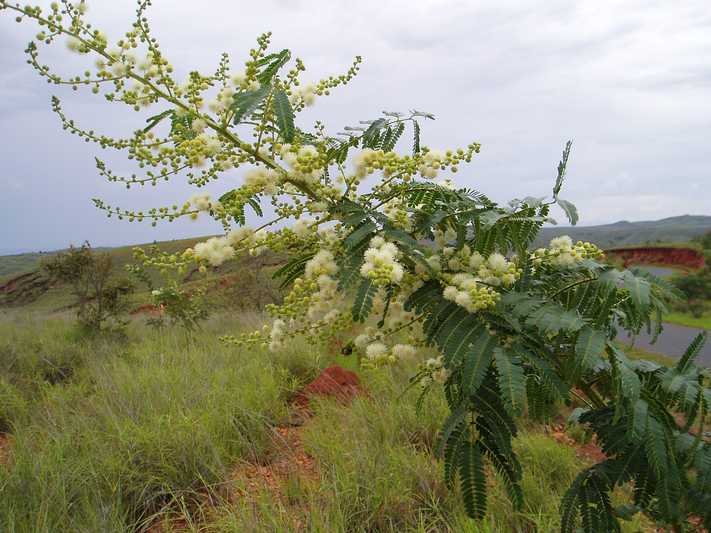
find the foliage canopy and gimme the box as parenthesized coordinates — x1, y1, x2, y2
(3, 1, 710, 530)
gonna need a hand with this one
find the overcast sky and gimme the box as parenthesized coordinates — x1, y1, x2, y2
(1, 0, 710, 253)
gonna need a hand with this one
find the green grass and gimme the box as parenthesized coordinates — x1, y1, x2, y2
(615, 342, 676, 367)
(0, 314, 300, 532)
(663, 310, 711, 330)
(0, 312, 658, 532)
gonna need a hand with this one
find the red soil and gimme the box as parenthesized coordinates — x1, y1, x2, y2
(147, 366, 361, 532)
(293, 365, 363, 408)
(129, 303, 164, 316)
(606, 247, 705, 269)
(231, 425, 318, 497)
(548, 423, 607, 463)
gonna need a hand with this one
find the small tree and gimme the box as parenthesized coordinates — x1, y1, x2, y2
(693, 231, 711, 253)
(126, 251, 211, 334)
(42, 243, 133, 332)
(4, 2, 711, 531)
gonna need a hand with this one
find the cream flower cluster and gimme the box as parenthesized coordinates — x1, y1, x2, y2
(191, 118, 207, 134)
(364, 342, 393, 366)
(231, 72, 260, 91)
(439, 246, 519, 283)
(227, 226, 260, 248)
(198, 134, 222, 157)
(440, 250, 520, 312)
(433, 226, 457, 248)
(360, 236, 405, 285)
(179, 133, 223, 167)
(532, 236, 603, 268)
(268, 318, 287, 352)
(418, 149, 444, 179)
(243, 167, 281, 195)
(353, 149, 377, 178)
(382, 196, 413, 231)
(305, 250, 338, 278)
(443, 274, 499, 313)
(190, 226, 265, 266)
(392, 343, 417, 359)
(317, 224, 341, 247)
(355, 333, 417, 368)
(303, 250, 341, 320)
(289, 83, 317, 107)
(292, 217, 315, 237)
(279, 144, 323, 185)
(193, 236, 235, 267)
(469, 251, 519, 287)
(208, 86, 236, 114)
(419, 356, 450, 386)
(189, 192, 214, 211)
(354, 330, 375, 350)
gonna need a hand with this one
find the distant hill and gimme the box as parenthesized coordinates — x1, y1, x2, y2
(0, 252, 53, 280)
(534, 215, 711, 249)
(0, 236, 285, 310)
(2, 215, 710, 281)
(0, 238, 208, 282)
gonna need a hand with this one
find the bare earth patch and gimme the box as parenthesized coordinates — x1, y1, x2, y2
(147, 366, 362, 532)
(231, 365, 363, 498)
(230, 422, 318, 498)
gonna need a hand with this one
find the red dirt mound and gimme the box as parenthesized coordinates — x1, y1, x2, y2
(293, 366, 363, 407)
(0, 271, 52, 306)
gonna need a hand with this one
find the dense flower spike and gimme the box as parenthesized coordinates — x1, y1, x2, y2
(360, 236, 405, 285)
(4, 3, 708, 532)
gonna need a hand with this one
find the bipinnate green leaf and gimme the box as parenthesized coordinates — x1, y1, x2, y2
(351, 278, 376, 322)
(553, 140, 573, 199)
(575, 326, 606, 372)
(462, 331, 495, 396)
(273, 89, 295, 142)
(231, 84, 272, 125)
(557, 198, 579, 226)
(459, 442, 487, 519)
(494, 348, 526, 417)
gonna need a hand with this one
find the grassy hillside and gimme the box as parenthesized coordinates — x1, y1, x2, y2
(0, 311, 657, 532)
(0, 252, 53, 280)
(535, 214, 711, 249)
(0, 237, 284, 313)
(0, 237, 211, 282)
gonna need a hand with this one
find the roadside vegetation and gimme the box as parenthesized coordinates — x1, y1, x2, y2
(1, 1, 709, 531)
(666, 232, 711, 329)
(0, 310, 657, 533)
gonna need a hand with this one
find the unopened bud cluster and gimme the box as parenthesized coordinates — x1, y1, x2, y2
(532, 236, 604, 268)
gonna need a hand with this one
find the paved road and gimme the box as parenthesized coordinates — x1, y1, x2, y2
(618, 323, 710, 366)
(635, 265, 678, 277)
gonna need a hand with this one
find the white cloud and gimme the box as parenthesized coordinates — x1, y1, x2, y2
(0, 0, 709, 250)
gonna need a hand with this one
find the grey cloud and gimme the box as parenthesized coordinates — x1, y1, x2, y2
(1, 0, 710, 251)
